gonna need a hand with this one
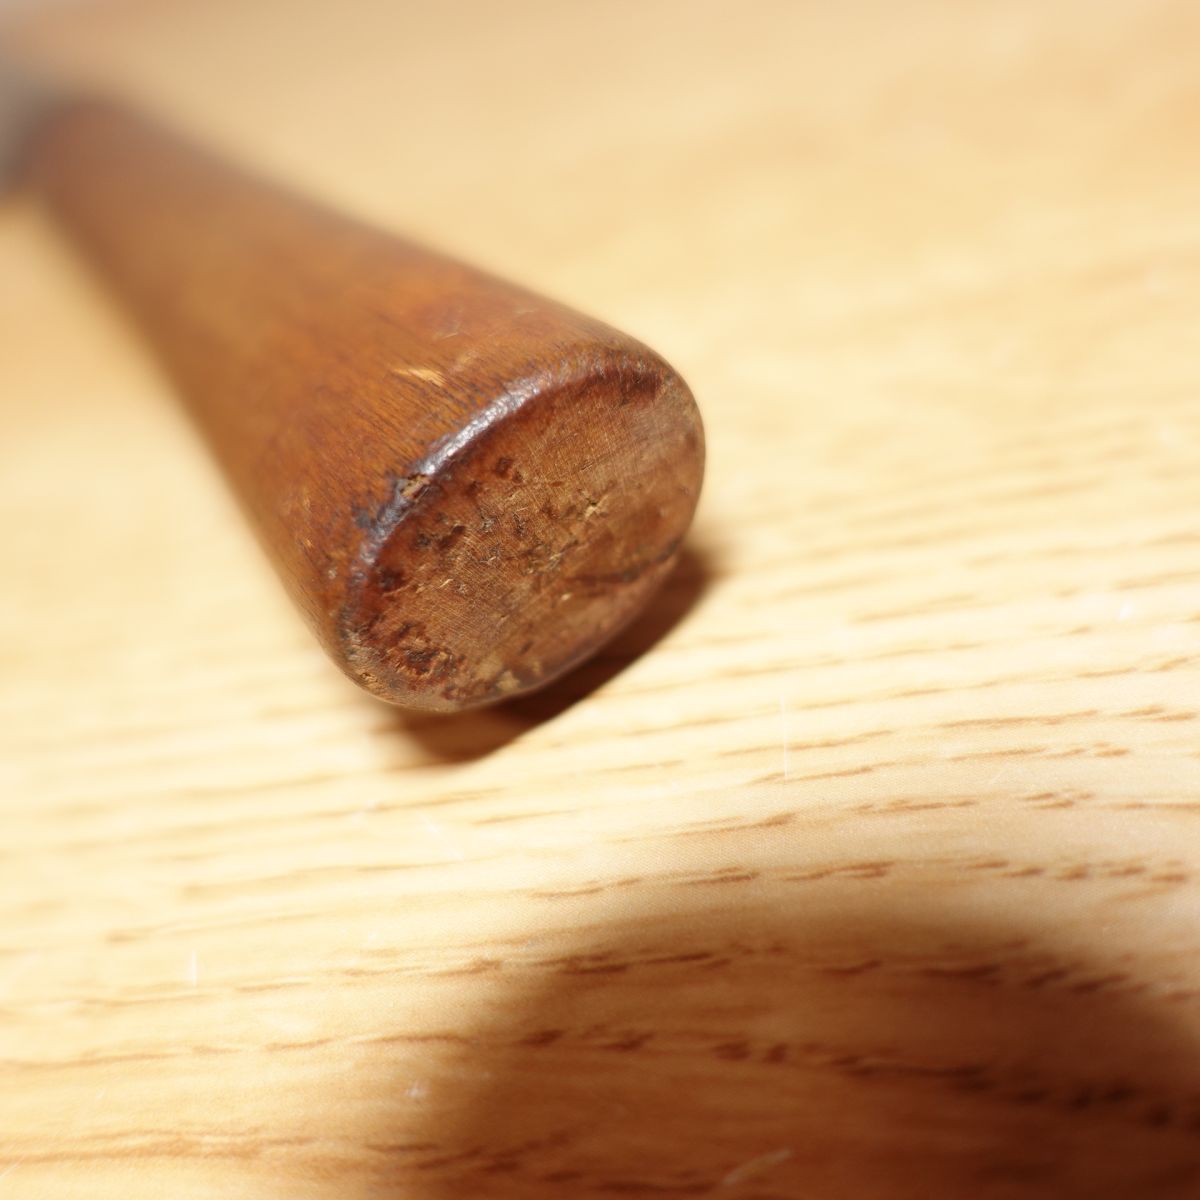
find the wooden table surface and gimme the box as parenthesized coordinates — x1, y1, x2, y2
(4, 1, 1200, 1196)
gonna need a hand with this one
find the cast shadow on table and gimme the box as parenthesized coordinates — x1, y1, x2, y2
(372, 887, 1200, 1199)
(381, 538, 719, 763)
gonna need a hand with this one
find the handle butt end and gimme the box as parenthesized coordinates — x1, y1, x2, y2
(340, 352, 704, 712)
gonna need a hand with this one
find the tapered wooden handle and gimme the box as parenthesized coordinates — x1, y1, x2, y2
(25, 100, 704, 711)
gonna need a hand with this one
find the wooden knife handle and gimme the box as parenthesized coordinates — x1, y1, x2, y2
(25, 100, 704, 711)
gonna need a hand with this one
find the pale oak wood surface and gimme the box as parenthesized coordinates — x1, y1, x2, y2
(3, 1, 1200, 1196)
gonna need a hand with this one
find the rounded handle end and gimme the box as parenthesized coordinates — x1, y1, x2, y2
(340, 351, 704, 711)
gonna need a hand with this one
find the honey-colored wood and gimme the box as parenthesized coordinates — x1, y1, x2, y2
(3, 0, 1200, 1197)
(22, 99, 703, 712)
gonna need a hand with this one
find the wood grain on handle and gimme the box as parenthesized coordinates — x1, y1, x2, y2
(24, 100, 704, 711)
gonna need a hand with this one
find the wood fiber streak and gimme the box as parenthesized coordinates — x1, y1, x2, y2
(3, 1, 1200, 1198)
